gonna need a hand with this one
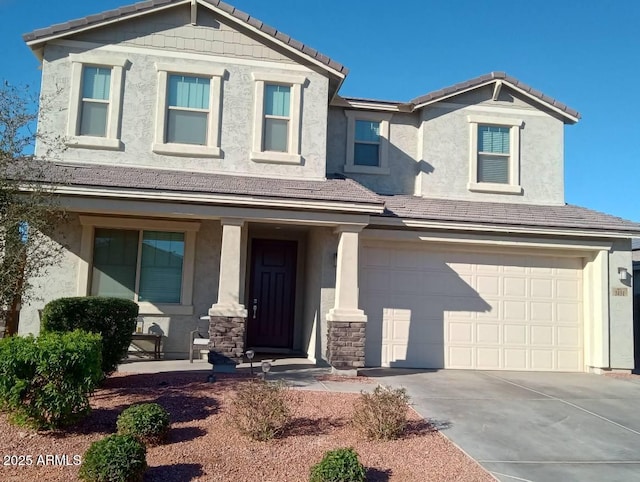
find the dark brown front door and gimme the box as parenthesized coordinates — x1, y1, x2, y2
(247, 239, 297, 348)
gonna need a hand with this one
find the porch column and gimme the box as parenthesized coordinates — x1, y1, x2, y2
(208, 218, 248, 367)
(327, 225, 367, 371)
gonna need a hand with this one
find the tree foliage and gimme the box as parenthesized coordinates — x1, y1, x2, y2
(0, 80, 65, 337)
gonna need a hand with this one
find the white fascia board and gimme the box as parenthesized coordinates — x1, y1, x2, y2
(46, 185, 383, 214)
(331, 99, 405, 112)
(371, 216, 640, 239)
(58, 194, 372, 227)
(361, 228, 613, 253)
(413, 79, 579, 124)
(25, 0, 191, 49)
(195, 0, 345, 80)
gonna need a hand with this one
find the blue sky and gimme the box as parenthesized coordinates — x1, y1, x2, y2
(2, 0, 639, 222)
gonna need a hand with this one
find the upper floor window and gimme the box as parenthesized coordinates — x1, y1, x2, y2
(167, 75, 210, 145)
(66, 53, 129, 150)
(344, 111, 392, 175)
(251, 72, 306, 164)
(467, 115, 523, 194)
(263, 84, 290, 152)
(354, 120, 381, 166)
(153, 63, 226, 158)
(80, 67, 111, 137)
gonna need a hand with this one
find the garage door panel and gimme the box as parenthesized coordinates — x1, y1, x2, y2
(362, 245, 583, 372)
(477, 323, 500, 344)
(504, 277, 527, 296)
(448, 322, 473, 343)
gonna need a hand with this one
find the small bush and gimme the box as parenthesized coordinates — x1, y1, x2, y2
(117, 403, 170, 445)
(229, 379, 295, 441)
(0, 330, 102, 428)
(79, 434, 147, 482)
(352, 385, 410, 441)
(41, 296, 139, 375)
(309, 448, 366, 482)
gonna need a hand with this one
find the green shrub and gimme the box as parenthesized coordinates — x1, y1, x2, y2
(351, 385, 410, 441)
(79, 434, 147, 482)
(309, 448, 366, 482)
(229, 379, 295, 441)
(116, 403, 170, 445)
(41, 296, 139, 375)
(0, 330, 102, 428)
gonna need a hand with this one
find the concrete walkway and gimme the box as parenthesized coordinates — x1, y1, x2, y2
(362, 369, 640, 482)
(117, 357, 372, 393)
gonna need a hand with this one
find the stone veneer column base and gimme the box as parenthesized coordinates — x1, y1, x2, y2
(327, 320, 366, 370)
(208, 315, 246, 366)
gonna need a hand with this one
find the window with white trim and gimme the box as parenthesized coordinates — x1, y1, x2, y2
(467, 115, 523, 194)
(251, 72, 306, 164)
(153, 63, 226, 157)
(91, 229, 185, 304)
(66, 53, 129, 150)
(344, 110, 392, 174)
(79, 216, 199, 316)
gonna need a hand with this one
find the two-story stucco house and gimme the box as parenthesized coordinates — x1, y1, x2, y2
(20, 0, 640, 373)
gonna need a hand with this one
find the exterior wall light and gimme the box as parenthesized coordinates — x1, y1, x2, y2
(618, 267, 628, 281)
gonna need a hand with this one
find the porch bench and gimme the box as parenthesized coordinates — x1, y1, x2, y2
(190, 330, 210, 363)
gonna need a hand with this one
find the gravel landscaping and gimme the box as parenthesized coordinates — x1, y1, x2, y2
(0, 371, 492, 481)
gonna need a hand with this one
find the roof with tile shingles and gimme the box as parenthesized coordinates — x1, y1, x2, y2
(26, 162, 639, 235)
(410, 71, 580, 122)
(41, 162, 381, 205)
(22, 0, 348, 76)
(380, 195, 640, 234)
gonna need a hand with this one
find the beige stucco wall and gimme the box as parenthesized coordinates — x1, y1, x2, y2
(326, 108, 420, 195)
(302, 227, 337, 363)
(417, 87, 565, 205)
(36, 6, 330, 180)
(608, 238, 634, 369)
(19, 213, 85, 336)
(20, 216, 224, 359)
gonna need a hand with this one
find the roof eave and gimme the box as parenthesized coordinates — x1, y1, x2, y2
(412, 79, 580, 124)
(372, 215, 640, 239)
(23, 0, 348, 81)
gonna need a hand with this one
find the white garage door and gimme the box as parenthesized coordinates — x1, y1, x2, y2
(361, 245, 583, 371)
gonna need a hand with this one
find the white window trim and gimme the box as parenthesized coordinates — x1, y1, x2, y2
(344, 110, 392, 175)
(78, 216, 200, 316)
(250, 71, 306, 164)
(66, 53, 129, 151)
(153, 63, 226, 158)
(467, 114, 523, 194)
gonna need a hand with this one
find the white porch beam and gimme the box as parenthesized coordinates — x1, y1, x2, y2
(210, 218, 248, 317)
(327, 225, 367, 322)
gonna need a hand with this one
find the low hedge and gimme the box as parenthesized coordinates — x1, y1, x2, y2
(0, 330, 103, 428)
(79, 434, 147, 482)
(41, 297, 138, 375)
(117, 403, 171, 445)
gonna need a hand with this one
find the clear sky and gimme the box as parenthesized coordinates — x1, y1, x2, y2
(2, 0, 638, 222)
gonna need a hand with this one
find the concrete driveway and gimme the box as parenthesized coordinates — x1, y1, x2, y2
(362, 369, 640, 482)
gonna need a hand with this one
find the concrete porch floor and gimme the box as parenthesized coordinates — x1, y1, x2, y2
(117, 357, 371, 393)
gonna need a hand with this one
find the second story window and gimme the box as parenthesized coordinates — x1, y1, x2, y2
(66, 53, 129, 150)
(153, 63, 226, 158)
(251, 72, 306, 164)
(477, 125, 510, 184)
(344, 111, 392, 175)
(467, 115, 523, 194)
(263, 84, 290, 152)
(80, 66, 111, 137)
(354, 120, 381, 166)
(167, 75, 210, 145)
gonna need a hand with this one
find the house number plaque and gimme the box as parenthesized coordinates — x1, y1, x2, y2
(612, 288, 628, 297)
